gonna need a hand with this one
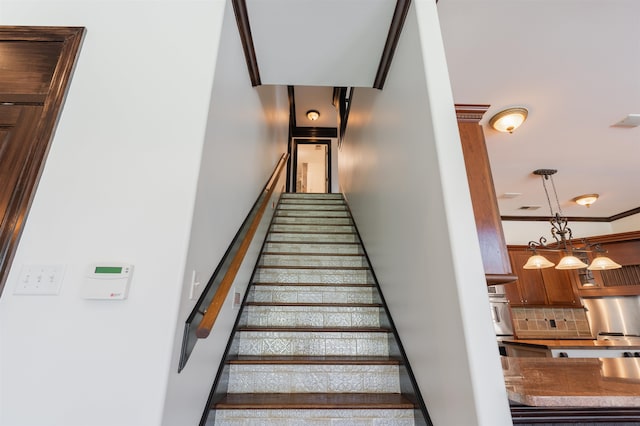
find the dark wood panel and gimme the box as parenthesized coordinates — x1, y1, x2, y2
(292, 127, 338, 138)
(0, 41, 63, 96)
(540, 252, 579, 305)
(0, 105, 21, 126)
(457, 108, 513, 277)
(214, 392, 416, 409)
(231, 0, 261, 86)
(0, 27, 85, 296)
(508, 250, 547, 305)
(373, 0, 410, 89)
(0, 106, 43, 220)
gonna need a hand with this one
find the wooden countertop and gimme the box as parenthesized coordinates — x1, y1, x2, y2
(502, 357, 640, 407)
(501, 338, 640, 350)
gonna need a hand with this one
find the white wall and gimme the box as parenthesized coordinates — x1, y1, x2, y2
(160, 2, 288, 423)
(0, 1, 287, 425)
(338, 1, 511, 425)
(611, 213, 640, 234)
(502, 219, 613, 246)
(503, 214, 640, 246)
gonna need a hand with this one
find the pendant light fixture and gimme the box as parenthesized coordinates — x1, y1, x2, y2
(523, 169, 621, 271)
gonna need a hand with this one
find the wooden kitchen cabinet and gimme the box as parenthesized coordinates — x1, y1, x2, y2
(507, 248, 580, 306)
(507, 250, 547, 305)
(575, 232, 640, 296)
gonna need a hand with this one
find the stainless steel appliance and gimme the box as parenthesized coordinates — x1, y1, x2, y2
(488, 285, 514, 355)
(583, 296, 640, 337)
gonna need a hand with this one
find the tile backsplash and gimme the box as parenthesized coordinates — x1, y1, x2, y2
(511, 307, 593, 339)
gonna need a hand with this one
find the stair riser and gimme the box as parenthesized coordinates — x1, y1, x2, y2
(238, 331, 390, 357)
(280, 199, 345, 205)
(278, 204, 347, 211)
(272, 216, 352, 225)
(243, 306, 381, 328)
(248, 286, 376, 304)
(253, 269, 373, 284)
(280, 194, 343, 200)
(259, 255, 368, 268)
(262, 242, 362, 254)
(267, 233, 360, 243)
(227, 365, 400, 393)
(213, 409, 415, 425)
(271, 224, 356, 233)
(275, 210, 349, 218)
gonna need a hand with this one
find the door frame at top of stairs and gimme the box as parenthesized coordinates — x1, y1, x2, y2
(0, 27, 85, 296)
(291, 138, 331, 194)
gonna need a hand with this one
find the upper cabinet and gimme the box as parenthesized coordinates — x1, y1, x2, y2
(507, 247, 580, 307)
(574, 231, 640, 297)
(456, 105, 517, 285)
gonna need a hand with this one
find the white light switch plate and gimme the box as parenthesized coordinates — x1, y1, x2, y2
(14, 264, 65, 295)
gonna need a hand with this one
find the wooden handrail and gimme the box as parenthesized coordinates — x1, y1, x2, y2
(195, 153, 288, 338)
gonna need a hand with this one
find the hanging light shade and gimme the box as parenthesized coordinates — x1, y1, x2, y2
(555, 255, 589, 270)
(587, 256, 622, 271)
(524, 169, 621, 272)
(489, 107, 528, 133)
(523, 254, 555, 269)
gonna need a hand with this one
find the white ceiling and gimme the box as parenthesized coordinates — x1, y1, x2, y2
(294, 86, 337, 128)
(243, 0, 640, 220)
(247, 0, 396, 87)
(438, 0, 640, 219)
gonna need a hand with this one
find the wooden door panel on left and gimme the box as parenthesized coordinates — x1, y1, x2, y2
(0, 106, 43, 221)
(0, 27, 84, 295)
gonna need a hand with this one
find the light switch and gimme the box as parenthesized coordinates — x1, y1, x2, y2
(14, 264, 65, 295)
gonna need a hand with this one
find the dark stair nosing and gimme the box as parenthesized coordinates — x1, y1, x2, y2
(257, 265, 369, 270)
(213, 392, 416, 410)
(272, 222, 352, 225)
(274, 214, 349, 218)
(252, 282, 375, 287)
(268, 230, 357, 235)
(237, 325, 392, 333)
(272, 223, 352, 227)
(261, 252, 365, 257)
(245, 302, 383, 308)
(276, 208, 347, 212)
(279, 200, 345, 204)
(264, 241, 360, 245)
(226, 355, 403, 365)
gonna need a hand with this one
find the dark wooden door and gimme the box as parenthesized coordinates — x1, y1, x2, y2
(0, 27, 84, 295)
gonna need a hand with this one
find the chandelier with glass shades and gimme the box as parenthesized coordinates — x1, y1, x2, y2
(523, 169, 622, 271)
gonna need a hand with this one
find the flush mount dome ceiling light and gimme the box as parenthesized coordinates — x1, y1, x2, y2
(573, 194, 599, 208)
(489, 107, 528, 133)
(522, 169, 621, 271)
(306, 110, 320, 121)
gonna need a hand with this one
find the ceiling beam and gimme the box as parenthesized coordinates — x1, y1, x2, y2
(232, 0, 261, 86)
(373, 0, 411, 90)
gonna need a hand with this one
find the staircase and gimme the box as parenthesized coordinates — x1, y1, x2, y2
(204, 193, 430, 425)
